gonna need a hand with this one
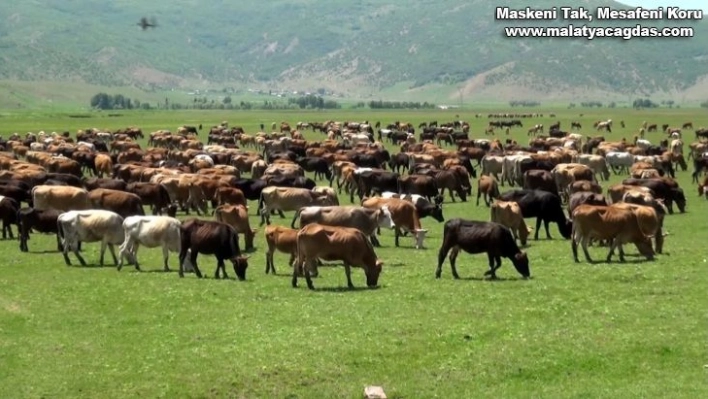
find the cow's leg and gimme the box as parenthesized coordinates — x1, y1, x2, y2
(277, 210, 285, 219)
(476, 191, 481, 206)
(605, 239, 617, 262)
(190, 251, 202, 278)
(617, 244, 626, 262)
(543, 219, 552, 239)
(581, 236, 593, 262)
(72, 241, 87, 266)
(436, 238, 452, 279)
(216, 258, 226, 279)
(484, 253, 497, 278)
(571, 235, 580, 262)
(534, 217, 542, 240)
(98, 241, 107, 266)
(448, 246, 461, 279)
(162, 245, 170, 271)
(369, 234, 381, 247)
(448, 188, 456, 203)
(343, 262, 354, 289)
(107, 243, 119, 266)
(62, 243, 72, 266)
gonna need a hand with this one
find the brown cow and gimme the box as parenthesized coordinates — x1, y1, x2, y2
(571, 204, 655, 263)
(476, 175, 500, 206)
(361, 197, 427, 249)
(263, 225, 299, 275)
(214, 204, 257, 251)
(213, 187, 247, 208)
(490, 200, 531, 246)
(292, 223, 383, 290)
(31, 185, 90, 212)
(88, 188, 145, 218)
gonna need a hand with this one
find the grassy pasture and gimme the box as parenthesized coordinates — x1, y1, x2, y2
(0, 107, 707, 399)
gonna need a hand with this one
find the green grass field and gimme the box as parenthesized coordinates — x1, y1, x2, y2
(0, 107, 706, 399)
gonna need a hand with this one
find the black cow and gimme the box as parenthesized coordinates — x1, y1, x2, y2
(178, 219, 250, 280)
(17, 207, 63, 252)
(436, 218, 530, 279)
(691, 158, 708, 184)
(0, 185, 32, 206)
(388, 152, 409, 174)
(498, 189, 572, 240)
(620, 178, 686, 214)
(295, 157, 332, 181)
(352, 170, 400, 202)
(0, 196, 19, 239)
(232, 179, 269, 201)
(46, 173, 83, 187)
(266, 175, 316, 190)
(125, 182, 172, 215)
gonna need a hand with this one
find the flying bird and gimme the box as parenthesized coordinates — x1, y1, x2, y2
(137, 17, 157, 30)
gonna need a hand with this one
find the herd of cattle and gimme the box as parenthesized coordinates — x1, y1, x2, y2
(0, 117, 704, 289)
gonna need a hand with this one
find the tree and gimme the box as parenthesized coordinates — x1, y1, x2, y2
(223, 96, 232, 104)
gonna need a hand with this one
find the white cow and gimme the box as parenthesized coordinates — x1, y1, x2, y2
(605, 151, 634, 174)
(57, 210, 125, 266)
(118, 216, 182, 271)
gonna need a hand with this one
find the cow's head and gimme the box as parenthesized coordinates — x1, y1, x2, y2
(512, 251, 531, 278)
(230, 255, 250, 281)
(430, 204, 444, 223)
(673, 187, 686, 213)
(377, 205, 396, 229)
(366, 259, 384, 288)
(433, 195, 444, 206)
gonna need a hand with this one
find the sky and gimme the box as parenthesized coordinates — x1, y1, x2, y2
(617, 0, 708, 12)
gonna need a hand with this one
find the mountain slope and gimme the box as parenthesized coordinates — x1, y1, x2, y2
(0, 0, 707, 100)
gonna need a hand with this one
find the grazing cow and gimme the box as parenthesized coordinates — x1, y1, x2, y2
(258, 186, 333, 225)
(621, 178, 686, 214)
(361, 197, 428, 249)
(380, 191, 444, 222)
(88, 188, 145, 218)
(490, 200, 531, 246)
(569, 180, 602, 195)
(263, 225, 299, 275)
(178, 219, 250, 280)
(575, 154, 611, 181)
(605, 152, 634, 174)
(476, 175, 500, 206)
(498, 189, 572, 240)
(435, 218, 530, 279)
(17, 207, 62, 252)
(571, 204, 655, 263)
(126, 182, 173, 215)
(32, 185, 90, 211)
(57, 210, 125, 266)
(293, 205, 395, 247)
(398, 174, 440, 202)
(214, 204, 258, 251)
(0, 196, 19, 239)
(292, 223, 383, 290)
(568, 191, 608, 216)
(619, 192, 667, 254)
(118, 216, 182, 271)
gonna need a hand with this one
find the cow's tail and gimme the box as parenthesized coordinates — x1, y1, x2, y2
(56, 218, 65, 251)
(257, 190, 265, 214)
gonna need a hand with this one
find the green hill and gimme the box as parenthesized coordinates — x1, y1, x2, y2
(0, 0, 707, 104)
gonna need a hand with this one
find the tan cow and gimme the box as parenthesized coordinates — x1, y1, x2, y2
(259, 187, 333, 226)
(361, 197, 427, 249)
(490, 200, 531, 246)
(214, 204, 258, 251)
(263, 225, 299, 275)
(32, 185, 90, 212)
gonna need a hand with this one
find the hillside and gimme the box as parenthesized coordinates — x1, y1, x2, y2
(0, 0, 707, 103)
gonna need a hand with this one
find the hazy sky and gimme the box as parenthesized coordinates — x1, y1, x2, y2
(617, 0, 708, 12)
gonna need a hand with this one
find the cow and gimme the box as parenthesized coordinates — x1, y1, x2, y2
(498, 189, 572, 240)
(571, 204, 655, 263)
(292, 223, 383, 290)
(620, 191, 668, 254)
(125, 182, 173, 216)
(17, 207, 62, 252)
(258, 186, 333, 225)
(88, 188, 145, 218)
(380, 192, 444, 222)
(476, 175, 500, 206)
(568, 191, 608, 216)
(522, 169, 558, 196)
(214, 204, 258, 251)
(56, 210, 125, 266)
(620, 178, 686, 214)
(292, 205, 395, 247)
(263, 225, 299, 275)
(32, 185, 90, 212)
(435, 218, 530, 279)
(361, 197, 428, 249)
(117, 216, 182, 271)
(0, 196, 19, 239)
(575, 154, 611, 181)
(178, 219, 250, 280)
(490, 200, 531, 246)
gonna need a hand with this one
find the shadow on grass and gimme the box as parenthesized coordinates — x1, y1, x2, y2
(452, 275, 529, 282)
(312, 285, 379, 293)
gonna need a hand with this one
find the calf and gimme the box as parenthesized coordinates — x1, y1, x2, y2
(263, 225, 299, 275)
(178, 219, 250, 280)
(361, 197, 427, 249)
(436, 218, 530, 279)
(18, 207, 62, 252)
(490, 200, 531, 246)
(118, 216, 182, 271)
(57, 210, 125, 266)
(292, 223, 383, 290)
